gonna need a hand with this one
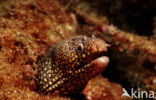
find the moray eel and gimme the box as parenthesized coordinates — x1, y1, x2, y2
(36, 36, 109, 95)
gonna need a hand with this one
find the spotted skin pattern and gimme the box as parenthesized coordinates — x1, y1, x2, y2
(36, 36, 109, 95)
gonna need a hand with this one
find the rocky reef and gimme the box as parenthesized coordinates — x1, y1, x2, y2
(0, 0, 155, 100)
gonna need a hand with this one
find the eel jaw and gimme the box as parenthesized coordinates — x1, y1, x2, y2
(73, 55, 109, 79)
(82, 38, 110, 75)
(88, 56, 109, 76)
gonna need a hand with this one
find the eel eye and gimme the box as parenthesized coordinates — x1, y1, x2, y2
(77, 43, 84, 52)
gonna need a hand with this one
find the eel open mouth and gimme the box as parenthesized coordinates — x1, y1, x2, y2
(67, 37, 110, 88)
(79, 37, 110, 75)
(73, 55, 109, 79)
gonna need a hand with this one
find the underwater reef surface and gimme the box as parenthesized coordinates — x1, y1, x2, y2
(0, 0, 156, 100)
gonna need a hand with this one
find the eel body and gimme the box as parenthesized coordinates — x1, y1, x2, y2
(36, 36, 109, 95)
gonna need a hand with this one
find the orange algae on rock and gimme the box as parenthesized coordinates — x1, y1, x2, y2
(0, 0, 143, 99)
(82, 75, 123, 100)
(0, 0, 76, 99)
